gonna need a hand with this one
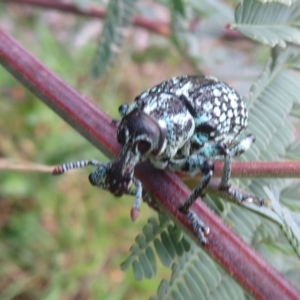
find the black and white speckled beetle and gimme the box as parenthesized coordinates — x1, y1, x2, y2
(53, 75, 264, 244)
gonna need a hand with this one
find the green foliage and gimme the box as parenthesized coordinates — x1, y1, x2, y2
(265, 186, 300, 258)
(121, 216, 186, 275)
(170, 0, 186, 17)
(123, 215, 246, 300)
(257, 0, 297, 5)
(231, 0, 300, 48)
(246, 49, 300, 159)
(91, 0, 137, 77)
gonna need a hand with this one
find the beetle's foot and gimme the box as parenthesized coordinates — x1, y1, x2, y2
(185, 210, 209, 245)
(222, 185, 264, 206)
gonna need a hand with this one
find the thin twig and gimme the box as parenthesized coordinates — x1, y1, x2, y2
(215, 160, 300, 178)
(3, 0, 170, 36)
(4, 0, 246, 40)
(0, 159, 54, 172)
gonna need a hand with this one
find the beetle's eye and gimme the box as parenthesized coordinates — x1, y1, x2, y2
(136, 140, 152, 154)
(117, 128, 127, 144)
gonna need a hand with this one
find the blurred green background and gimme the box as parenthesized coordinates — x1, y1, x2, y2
(0, 1, 287, 299)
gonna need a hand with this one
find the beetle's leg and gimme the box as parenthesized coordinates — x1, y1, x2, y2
(219, 155, 264, 206)
(219, 134, 254, 189)
(219, 134, 256, 189)
(197, 142, 228, 159)
(130, 178, 143, 221)
(223, 187, 264, 206)
(187, 211, 209, 245)
(230, 134, 256, 157)
(167, 142, 228, 211)
(142, 190, 161, 212)
(219, 152, 232, 190)
(219, 134, 264, 206)
(167, 143, 227, 210)
(178, 159, 214, 213)
(167, 155, 213, 244)
(125, 178, 161, 221)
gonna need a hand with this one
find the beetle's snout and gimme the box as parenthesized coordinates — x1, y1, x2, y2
(104, 157, 134, 196)
(107, 176, 133, 197)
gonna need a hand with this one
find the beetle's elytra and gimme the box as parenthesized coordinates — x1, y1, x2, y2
(53, 75, 264, 244)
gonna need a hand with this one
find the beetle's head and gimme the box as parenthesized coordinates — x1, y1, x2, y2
(117, 109, 166, 157)
(100, 109, 166, 196)
(89, 109, 166, 197)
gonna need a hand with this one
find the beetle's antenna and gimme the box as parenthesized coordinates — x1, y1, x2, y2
(52, 159, 103, 175)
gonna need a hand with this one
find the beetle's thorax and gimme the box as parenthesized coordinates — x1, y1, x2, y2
(132, 93, 196, 159)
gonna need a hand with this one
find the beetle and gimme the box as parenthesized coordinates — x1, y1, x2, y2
(53, 75, 264, 244)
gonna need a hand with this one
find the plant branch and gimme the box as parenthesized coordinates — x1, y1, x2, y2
(3, 0, 170, 36)
(213, 160, 300, 178)
(4, 0, 246, 40)
(0, 159, 53, 172)
(0, 28, 299, 299)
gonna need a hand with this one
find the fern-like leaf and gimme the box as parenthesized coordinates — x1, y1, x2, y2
(195, 48, 300, 296)
(257, 0, 298, 5)
(286, 138, 300, 160)
(230, 0, 300, 48)
(153, 242, 246, 300)
(286, 50, 300, 71)
(91, 0, 137, 77)
(121, 215, 191, 280)
(264, 186, 300, 258)
(226, 49, 300, 247)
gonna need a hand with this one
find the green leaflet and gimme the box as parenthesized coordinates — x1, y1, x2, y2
(231, 0, 300, 48)
(264, 186, 300, 258)
(120, 215, 189, 278)
(256, 0, 297, 5)
(163, 244, 245, 300)
(91, 0, 137, 77)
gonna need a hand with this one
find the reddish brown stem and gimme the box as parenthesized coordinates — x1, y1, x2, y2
(4, 0, 246, 40)
(217, 161, 300, 178)
(183, 161, 300, 179)
(4, 0, 170, 36)
(0, 28, 299, 299)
